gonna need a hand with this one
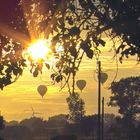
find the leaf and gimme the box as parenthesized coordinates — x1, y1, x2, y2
(4, 78, 11, 86)
(55, 75, 63, 83)
(80, 40, 94, 58)
(45, 63, 50, 69)
(68, 26, 80, 36)
(0, 84, 4, 90)
(98, 39, 106, 46)
(69, 47, 78, 58)
(80, 40, 91, 51)
(69, 4, 75, 12)
(79, 0, 87, 9)
(33, 68, 38, 77)
(37, 62, 43, 72)
(66, 17, 73, 25)
(85, 49, 94, 59)
(119, 56, 123, 63)
(63, 67, 70, 75)
(5, 67, 12, 73)
(13, 68, 18, 76)
(116, 44, 126, 54)
(3, 45, 11, 52)
(0, 65, 4, 71)
(55, 61, 62, 68)
(92, 36, 99, 46)
(54, 26, 59, 32)
(18, 68, 23, 75)
(20, 59, 27, 67)
(52, 34, 60, 42)
(51, 73, 56, 80)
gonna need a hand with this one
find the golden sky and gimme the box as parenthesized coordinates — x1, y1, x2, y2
(0, 41, 140, 121)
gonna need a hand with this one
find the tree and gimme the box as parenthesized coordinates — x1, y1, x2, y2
(51, 134, 77, 140)
(135, 123, 140, 140)
(0, 0, 59, 89)
(67, 92, 85, 122)
(0, 0, 28, 90)
(0, 115, 5, 140)
(109, 77, 140, 140)
(0, 115, 4, 130)
(1, 125, 31, 140)
(0, 0, 139, 89)
(47, 114, 68, 127)
(42, 0, 140, 90)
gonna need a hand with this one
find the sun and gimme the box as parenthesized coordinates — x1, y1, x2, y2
(26, 39, 51, 60)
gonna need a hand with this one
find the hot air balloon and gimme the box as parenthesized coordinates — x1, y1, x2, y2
(76, 80, 86, 92)
(37, 85, 47, 98)
(100, 72, 108, 84)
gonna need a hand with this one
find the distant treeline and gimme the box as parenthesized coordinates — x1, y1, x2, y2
(0, 113, 140, 140)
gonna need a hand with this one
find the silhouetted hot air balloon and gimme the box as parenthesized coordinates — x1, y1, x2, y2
(76, 80, 86, 92)
(37, 85, 47, 98)
(100, 72, 108, 84)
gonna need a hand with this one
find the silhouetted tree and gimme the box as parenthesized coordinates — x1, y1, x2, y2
(20, 117, 45, 131)
(135, 123, 140, 140)
(47, 114, 68, 127)
(0, 0, 27, 90)
(51, 134, 77, 140)
(0, 0, 139, 89)
(0, 115, 5, 140)
(0, 0, 57, 89)
(109, 77, 140, 140)
(80, 115, 98, 138)
(67, 92, 85, 122)
(1, 125, 31, 140)
(0, 116, 4, 130)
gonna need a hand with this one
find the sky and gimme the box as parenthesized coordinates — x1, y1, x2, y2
(0, 0, 140, 121)
(0, 43, 140, 121)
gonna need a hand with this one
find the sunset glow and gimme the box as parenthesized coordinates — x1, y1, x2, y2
(26, 39, 51, 60)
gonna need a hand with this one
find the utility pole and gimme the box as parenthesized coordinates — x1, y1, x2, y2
(102, 97, 104, 140)
(97, 61, 101, 140)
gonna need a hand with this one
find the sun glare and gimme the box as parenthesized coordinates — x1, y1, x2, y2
(27, 39, 50, 60)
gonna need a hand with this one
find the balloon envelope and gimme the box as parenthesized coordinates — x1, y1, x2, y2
(76, 80, 86, 91)
(37, 85, 47, 98)
(100, 72, 108, 84)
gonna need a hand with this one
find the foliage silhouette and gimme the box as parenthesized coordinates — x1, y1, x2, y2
(51, 134, 77, 140)
(0, 0, 27, 90)
(0, 115, 4, 140)
(0, 0, 139, 89)
(0, 116, 4, 130)
(109, 76, 140, 140)
(67, 92, 85, 122)
(0, 114, 139, 139)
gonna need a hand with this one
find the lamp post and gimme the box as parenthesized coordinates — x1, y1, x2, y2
(102, 97, 104, 140)
(97, 61, 101, 140)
